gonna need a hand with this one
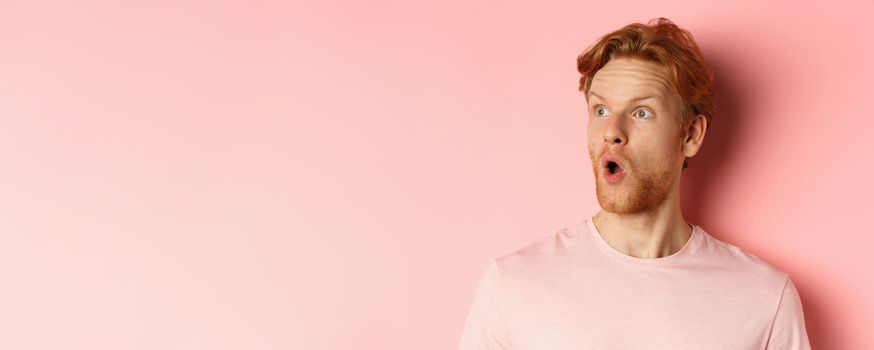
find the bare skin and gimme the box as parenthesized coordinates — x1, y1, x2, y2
(585, 57, 708, 259)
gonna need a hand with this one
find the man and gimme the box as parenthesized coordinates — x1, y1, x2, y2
(457, 18, 811, 349)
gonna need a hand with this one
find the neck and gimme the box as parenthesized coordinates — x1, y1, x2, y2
(592, 190, 692, 259)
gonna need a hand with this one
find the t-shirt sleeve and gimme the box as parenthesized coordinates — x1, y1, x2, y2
(765, 276, 812, 350)
(457, 259, 512, 350)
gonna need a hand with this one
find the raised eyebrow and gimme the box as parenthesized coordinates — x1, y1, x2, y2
(588, 91, 663, 103)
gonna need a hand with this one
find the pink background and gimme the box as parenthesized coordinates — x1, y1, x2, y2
(1, 1, 872, 349)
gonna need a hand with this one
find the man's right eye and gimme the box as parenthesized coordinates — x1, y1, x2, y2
(594, 106, 610, 117)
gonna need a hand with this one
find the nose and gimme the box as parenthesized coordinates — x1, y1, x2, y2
(603, 114, 627, 145)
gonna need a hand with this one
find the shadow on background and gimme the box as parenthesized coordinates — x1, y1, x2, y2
(679, 50, 838, 349)
(679, 52, 748, 226)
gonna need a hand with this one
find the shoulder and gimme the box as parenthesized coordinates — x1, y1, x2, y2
(489, 224, 583, 279)
(694, 226, 790, 290)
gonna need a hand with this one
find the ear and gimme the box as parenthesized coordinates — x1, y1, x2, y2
(682, 114, 707, 158)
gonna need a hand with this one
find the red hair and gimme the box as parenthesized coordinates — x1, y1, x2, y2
(577, 18, 715, 168)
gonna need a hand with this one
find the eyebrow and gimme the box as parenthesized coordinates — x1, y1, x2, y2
(588, 91, 663, 103)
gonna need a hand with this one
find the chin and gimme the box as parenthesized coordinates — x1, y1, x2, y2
(595, 176, 668, 214)
(598, 196, 645, 214)
(595, 182, 634, 213)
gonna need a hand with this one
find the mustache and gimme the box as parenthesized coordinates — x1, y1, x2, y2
(593, 147, 630, 169)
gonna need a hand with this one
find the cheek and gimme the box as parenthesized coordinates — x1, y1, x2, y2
(634, 137, 677, 166)
(586, 131, 598, 152)
(650, 143, 684, 170)
(587, 123, 604, 145)
(652, 126, 684, 154)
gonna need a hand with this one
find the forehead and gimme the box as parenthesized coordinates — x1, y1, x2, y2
(588, 57, 674, 102)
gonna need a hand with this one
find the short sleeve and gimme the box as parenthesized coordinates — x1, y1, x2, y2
(457, 259, 512, 350)
(765, 276, 811, 350)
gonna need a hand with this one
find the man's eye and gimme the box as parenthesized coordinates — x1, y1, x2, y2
(595, 106, 610, 116)
(634, 108, 653, 119)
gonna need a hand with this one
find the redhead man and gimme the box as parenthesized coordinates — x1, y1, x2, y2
(458, 17, 811, 349)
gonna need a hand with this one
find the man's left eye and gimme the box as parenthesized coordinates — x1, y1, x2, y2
(634, 109, 653, 119)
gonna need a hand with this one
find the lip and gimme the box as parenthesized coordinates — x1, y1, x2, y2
(601, 155, 625, 184)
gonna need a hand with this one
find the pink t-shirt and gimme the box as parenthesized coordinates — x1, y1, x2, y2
(458, 217, 811, 349)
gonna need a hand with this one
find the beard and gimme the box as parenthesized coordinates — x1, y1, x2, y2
(588, 145, 679, 214)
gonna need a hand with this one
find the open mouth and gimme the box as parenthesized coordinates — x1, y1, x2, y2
(606, 161, 621, 174)
(602, 157, 625, 183)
